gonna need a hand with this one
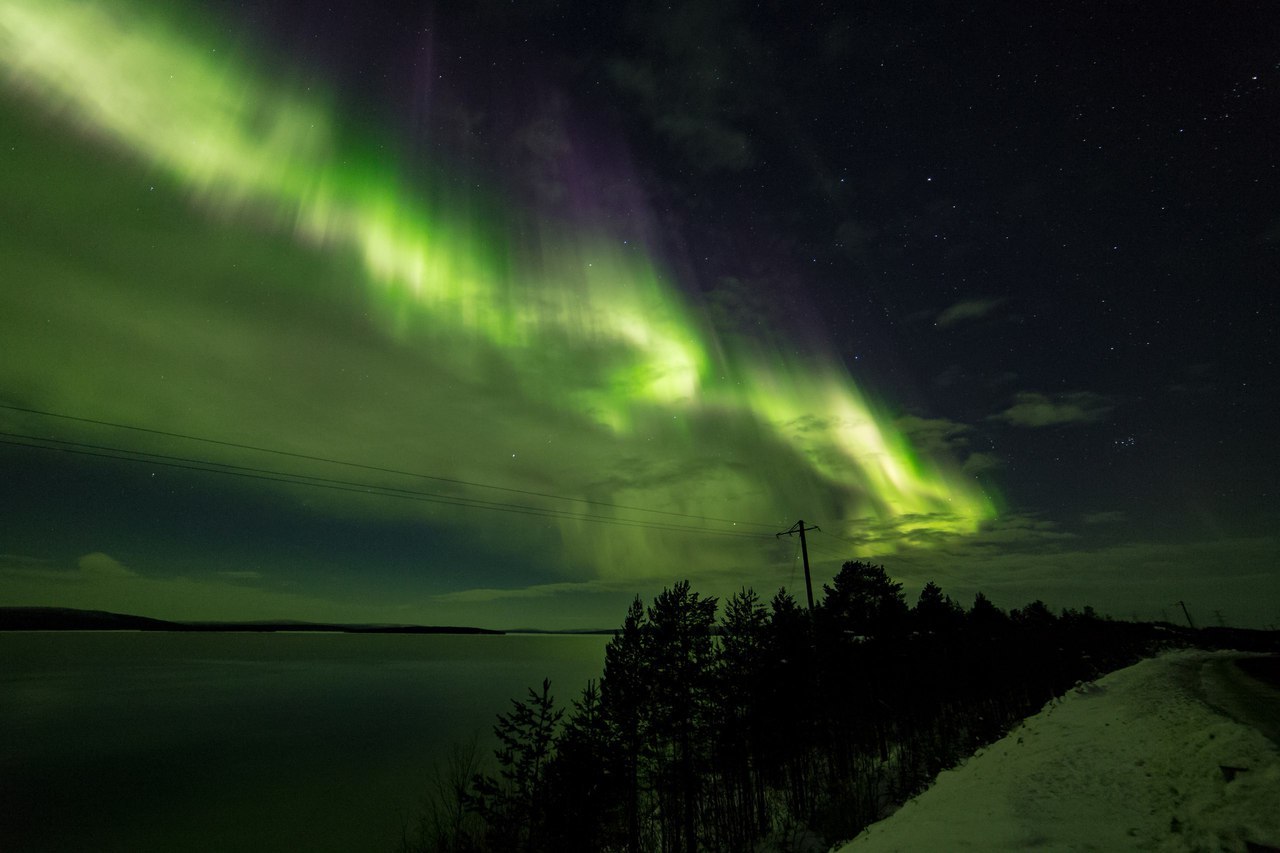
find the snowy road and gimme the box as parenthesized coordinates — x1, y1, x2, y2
(834, 650, 1280, 852)
(1198, 655, 1280, 746)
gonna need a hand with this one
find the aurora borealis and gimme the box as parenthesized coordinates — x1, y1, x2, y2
(2, 0, 1276, 628)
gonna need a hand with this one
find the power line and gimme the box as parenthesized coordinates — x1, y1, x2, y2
(0, 432, 773, 540)
(804, 538, 849, 561)
(0, 433, 773, 539)
(0, 402, 782, 531)
(813, 527, 863, 549)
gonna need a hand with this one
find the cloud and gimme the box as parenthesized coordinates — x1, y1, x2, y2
(895, 414, 972, 456)
(77, 552, 136, 579)
(1082, 510, 1127, 525)
(954, 515, 1079, 554)
(1167, 362, 1218, 397)
(430, 578, 639, 604)
(935, 297, 1004, 328)
(654, 113, 753, 172)
(991, 391, 1113, 427)
(703, 275, 795, 349)
(932, 364, 1020, 390)
(961, 451, 1003, 476)
(820, 514, 1077, 561)
(0, 553, 52, 567)
(835, 219, 877, 259)
(509, 112, 572, 206)
(603, 5, 768, 173)
(932, 364, 969, 387)
(0, 556, 395, 624)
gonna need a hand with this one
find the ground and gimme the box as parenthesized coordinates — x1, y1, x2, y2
(834, 650, 1280, 852)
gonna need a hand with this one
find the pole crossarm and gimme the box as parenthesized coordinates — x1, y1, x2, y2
(777, 519, 820, 610)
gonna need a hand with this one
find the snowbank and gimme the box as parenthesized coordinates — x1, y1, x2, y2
(834, 650, 1280, 852)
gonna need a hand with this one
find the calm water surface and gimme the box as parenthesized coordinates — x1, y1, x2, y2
(0, 632, 608, 852)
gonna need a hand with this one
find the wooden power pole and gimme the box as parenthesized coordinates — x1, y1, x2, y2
(777, 520, 820, 610)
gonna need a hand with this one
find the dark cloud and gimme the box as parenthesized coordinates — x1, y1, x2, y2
(508, 111, 572, 207)
(991, 392, 1114, 428)
(895, 414, 972, 456)
(1082, 510, 1127, 525)
(961, 452, 1003, 476)
(77, 552, 136, 579)
(935, 297, 1005, 328)
(835, 219, 877, 259)
(603, 3, 770, 173)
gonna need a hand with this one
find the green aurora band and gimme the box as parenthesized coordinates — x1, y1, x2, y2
(0, 0, 994, 586)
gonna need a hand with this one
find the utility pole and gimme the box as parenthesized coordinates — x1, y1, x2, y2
(777, 520, 820, 610)
(1176, 600, 1196, 630)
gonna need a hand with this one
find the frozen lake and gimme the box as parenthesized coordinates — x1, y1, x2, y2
(0, 631, 608, 852)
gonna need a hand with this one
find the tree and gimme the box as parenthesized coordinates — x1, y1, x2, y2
(819, 561, 908, 640)
(644, 581, 718, 853)
(543, 680, 609, 852)
(1011, 599, 1057, 629)
(466, 679, 563, 852)
(712, 588, 771, 845)
(399, 737, 485, 853)
(599, 596, 650, 853)
(913, 581, 965, 636)
(908, 581, 966, 709)
(717, 588, 770, 753)
(967, 591, 1008, 635)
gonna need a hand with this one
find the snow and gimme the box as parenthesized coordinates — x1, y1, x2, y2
(833, 650, 1280, 852)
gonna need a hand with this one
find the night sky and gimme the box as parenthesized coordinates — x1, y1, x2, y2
(1, 0, 1276, 629)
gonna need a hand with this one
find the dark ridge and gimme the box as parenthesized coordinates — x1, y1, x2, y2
(0, 607, 184, 631)
(0, 606, 503, 635)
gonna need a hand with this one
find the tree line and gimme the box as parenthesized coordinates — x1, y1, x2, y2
(401, 562, 1165, 853)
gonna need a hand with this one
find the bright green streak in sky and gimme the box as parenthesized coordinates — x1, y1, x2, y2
(0, 0, 993, 556)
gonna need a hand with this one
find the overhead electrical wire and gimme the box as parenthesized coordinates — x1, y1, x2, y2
(6, 405, 951, 552)
(813, 527, 863, 549)
(802, 537, 852, 562)
(0, 402, 782, 530)
(0, 431, 772, 540)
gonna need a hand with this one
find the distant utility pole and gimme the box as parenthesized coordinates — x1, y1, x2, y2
(1176, 600, 1196, 630)
(777, 519, 820, 610)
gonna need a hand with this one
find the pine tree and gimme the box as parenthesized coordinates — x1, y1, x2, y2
(1012, 599, 1057, 629)
(543, 680, 609, 852)
(644, 581, 718, 853)
(819, 561, 908, 641)
(967, 591, 1008, 635)
(760, 587, 819, 817)
(913, 581, 965, 635)
(599, 596, 650, 853)
(712, 588, 771, 845)
(466, 679, 563, 852)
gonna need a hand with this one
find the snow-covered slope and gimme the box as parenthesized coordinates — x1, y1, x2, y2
(834, 650, 1280, 852)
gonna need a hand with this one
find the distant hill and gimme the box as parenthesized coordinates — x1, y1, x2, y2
(0, 606, 503, 634)
(0, 607, 185, 631)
